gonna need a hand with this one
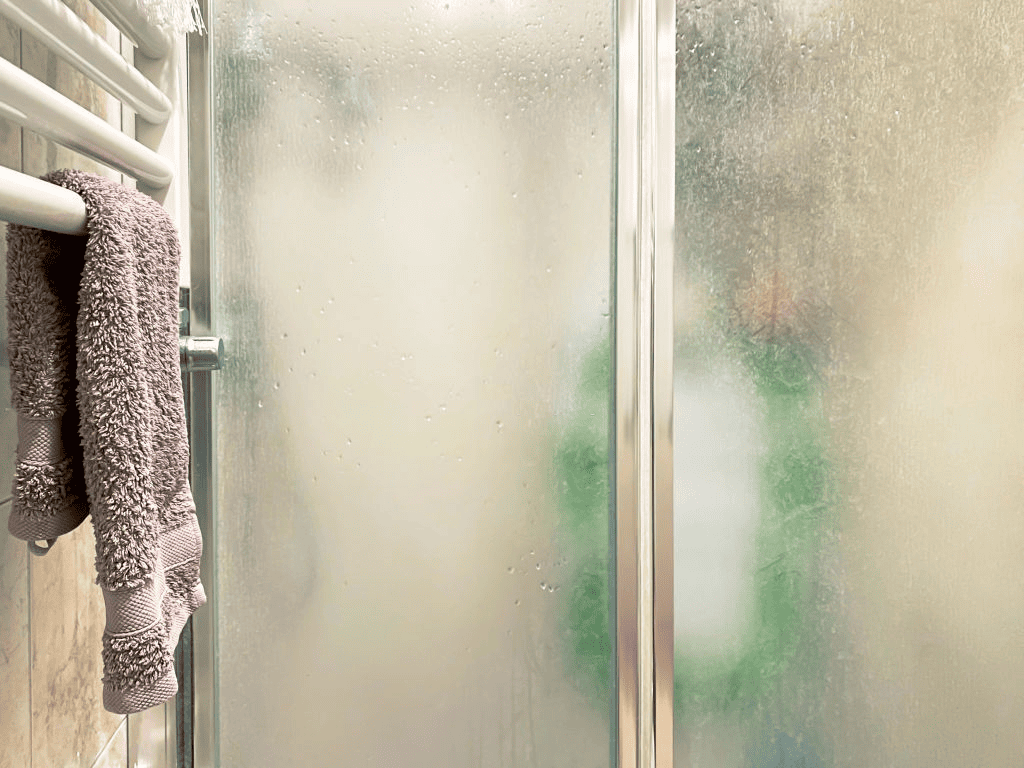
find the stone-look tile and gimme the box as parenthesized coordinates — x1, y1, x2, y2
(0, 16, 17, 65)
(90, 716, 127, 768)
(0, 502, 30, 768)
(20, 5, 121, 181)
(30, 520, 121, 768)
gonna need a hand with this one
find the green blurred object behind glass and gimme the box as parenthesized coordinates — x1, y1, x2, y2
(670, 0, 1024, 765)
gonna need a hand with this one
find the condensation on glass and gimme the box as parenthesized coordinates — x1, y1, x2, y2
(672, 1, 1024, 765)
(211, 1, 615, 765)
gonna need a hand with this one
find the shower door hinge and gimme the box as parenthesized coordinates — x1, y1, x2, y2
(179, 286, 224, 372)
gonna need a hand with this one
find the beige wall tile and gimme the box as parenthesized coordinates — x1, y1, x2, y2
(30, 521, 121, 768)
(90, 716, 127, 768)
(0, 502, 30, 768)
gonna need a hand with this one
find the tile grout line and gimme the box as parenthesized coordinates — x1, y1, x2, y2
(88, 716, 127, 768)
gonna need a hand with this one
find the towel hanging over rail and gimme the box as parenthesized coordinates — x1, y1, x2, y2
(5, 169, 206, 714)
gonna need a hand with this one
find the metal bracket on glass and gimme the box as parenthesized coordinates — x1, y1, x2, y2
(180, 335, 223, 372)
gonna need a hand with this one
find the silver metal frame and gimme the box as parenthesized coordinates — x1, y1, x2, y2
(652, 0, 675, 764)
(615, 0, 641, 762)
(186, 1, 217, 764)
(618, 0, 674, 765)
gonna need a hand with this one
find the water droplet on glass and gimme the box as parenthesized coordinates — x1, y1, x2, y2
(257, 400, 263, 408)
(273, 382, 280, 390)
(507, 566, 514, 574)
(514, 599, 521, 607)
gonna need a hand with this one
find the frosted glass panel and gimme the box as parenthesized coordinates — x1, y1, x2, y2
(211, 1, 614, 765)
(673, 1, 1024, 765)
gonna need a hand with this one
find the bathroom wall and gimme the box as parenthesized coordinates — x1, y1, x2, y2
(0, 3, 133, 766)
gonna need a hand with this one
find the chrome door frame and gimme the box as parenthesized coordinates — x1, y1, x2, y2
(616, 0, 674, 766)
(186, 3, 217, 766)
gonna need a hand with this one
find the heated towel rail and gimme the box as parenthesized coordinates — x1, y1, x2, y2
(0, 0, 174, 229)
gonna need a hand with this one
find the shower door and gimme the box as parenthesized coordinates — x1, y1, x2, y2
(194, 1, 623, 766)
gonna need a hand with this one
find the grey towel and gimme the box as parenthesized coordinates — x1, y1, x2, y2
(5, 169, 205, 714)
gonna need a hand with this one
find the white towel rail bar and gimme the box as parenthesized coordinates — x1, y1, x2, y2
(0, 0, 171, 124)
(89, 0, 170, 59)
(0, 56, 173, 186)
(0, 164, 87, 234)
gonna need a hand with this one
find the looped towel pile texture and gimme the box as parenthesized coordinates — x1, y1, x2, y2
(5, 169, 205, 714)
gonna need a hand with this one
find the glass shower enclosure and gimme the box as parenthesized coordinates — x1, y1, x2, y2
(197, 1, 621, 766)
(188, 0, 1024, 766)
